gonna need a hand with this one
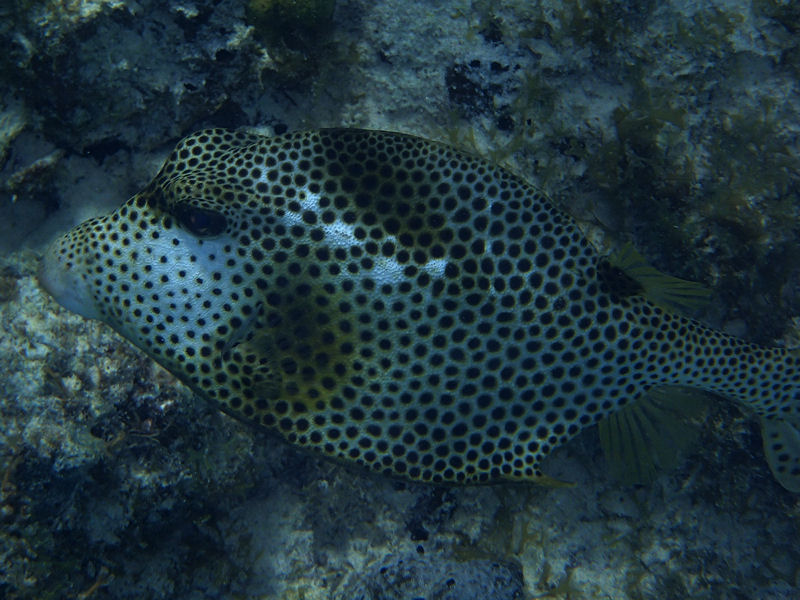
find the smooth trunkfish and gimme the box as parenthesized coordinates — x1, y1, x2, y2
(39, 128, 800, 491)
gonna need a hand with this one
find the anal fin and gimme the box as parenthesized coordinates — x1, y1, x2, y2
(599, 386, 711, 485)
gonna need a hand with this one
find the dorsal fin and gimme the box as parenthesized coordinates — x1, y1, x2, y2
(603, 243, 711, 313)
(599, 386, 711, 485)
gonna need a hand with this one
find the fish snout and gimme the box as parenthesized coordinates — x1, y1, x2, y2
(38, 235, 104, 321)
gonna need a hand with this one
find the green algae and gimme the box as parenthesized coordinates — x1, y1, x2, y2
(247, 0, 336, 42)
(755, 0, 800, 33)
(544, 0, 656, 53)
(246, 0, 336, 80)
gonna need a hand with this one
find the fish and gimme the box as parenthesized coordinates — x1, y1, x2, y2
(38, 128, 800, 491)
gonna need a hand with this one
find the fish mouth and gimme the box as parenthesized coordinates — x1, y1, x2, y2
(38, 238, 103, 322)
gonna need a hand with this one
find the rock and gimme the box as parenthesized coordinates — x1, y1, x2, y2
(337, 553, 523, 600)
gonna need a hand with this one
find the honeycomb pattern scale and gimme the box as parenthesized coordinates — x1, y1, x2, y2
(39, 128, 800, 486)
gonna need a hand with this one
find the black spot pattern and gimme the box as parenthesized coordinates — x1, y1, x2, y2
(43, 128, 800, 485)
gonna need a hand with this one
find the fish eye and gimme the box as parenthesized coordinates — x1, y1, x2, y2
(173, 202, 227, 237)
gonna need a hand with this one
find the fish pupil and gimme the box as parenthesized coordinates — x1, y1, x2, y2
(174, 202, 227, 237)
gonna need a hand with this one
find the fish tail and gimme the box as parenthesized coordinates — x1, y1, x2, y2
(753, 349, 800, 492)
(760, 414, 800, 492)
(660, 311, 800, 491)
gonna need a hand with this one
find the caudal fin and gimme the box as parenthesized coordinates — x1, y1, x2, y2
(761, 417, 800, 493)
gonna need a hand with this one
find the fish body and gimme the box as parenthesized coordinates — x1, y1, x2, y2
(39, 128, 800, 490)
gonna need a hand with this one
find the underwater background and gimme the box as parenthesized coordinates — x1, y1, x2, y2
(1, 0, 799, 598)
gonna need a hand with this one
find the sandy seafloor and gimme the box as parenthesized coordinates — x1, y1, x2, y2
(1, 0, 800, 598)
